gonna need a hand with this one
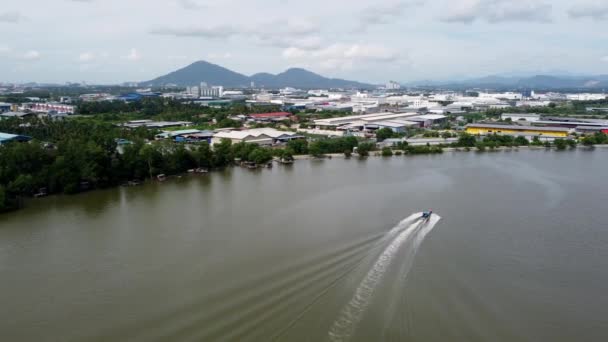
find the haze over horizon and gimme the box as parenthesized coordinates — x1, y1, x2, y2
(1, 0, 607, 84)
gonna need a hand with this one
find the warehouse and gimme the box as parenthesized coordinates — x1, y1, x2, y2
(212, 128, 303, 146)
(466, 124, 571, 138)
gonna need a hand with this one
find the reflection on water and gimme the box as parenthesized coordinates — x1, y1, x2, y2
(1, 150, 608, 342)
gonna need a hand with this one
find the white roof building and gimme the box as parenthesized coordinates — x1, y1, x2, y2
(212, 128, 302, 146)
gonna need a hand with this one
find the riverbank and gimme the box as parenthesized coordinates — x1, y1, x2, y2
(292, 144, 608, 160)
(3, 144, 608, 214)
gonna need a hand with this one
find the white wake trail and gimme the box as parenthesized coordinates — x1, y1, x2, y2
(328, 214, 441, 342)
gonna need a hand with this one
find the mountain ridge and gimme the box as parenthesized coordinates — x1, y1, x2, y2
(141, 61, 374, 89)
(408, 74, 608, 89)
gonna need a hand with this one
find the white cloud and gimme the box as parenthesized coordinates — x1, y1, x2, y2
(22, 50, 41, 60)
(0, 45, 11, 55)
(168, 55, 188, 60)
(602, 56, 608, 63)
(441, 0, 552, 24)
(79, 52, 95, 62)
(0, 11, 25, 23)
(569, 2, 608, 20)
(207, 52, 232, 59)
(177, 0, 208, 10)
(150, 25, 237, 38)
(123, 48, 141, 61)
(357, 1, 423, 31)
(282, 47, 307, 59)
(283, 43, 401, 71)
(313, 44, 398, 62)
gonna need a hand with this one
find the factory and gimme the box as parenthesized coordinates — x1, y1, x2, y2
(212, 128, 303, 146)
(466, 123, 571, 139)
(313, 112, 447, 133)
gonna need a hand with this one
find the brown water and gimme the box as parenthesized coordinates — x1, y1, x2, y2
(1, 149, 608, 342)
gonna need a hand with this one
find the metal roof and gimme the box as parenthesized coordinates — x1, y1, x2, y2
(466, 124, 571, 132)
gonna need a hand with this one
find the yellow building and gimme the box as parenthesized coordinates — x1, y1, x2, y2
(465, 124, 570, 138)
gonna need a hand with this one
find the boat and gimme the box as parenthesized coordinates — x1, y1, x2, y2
(34, 187, 48, 198)
(421, 210, 433, 219)
(156, 174, 167, 182)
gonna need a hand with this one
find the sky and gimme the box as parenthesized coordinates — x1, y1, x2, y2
(0, 0, 607, 84)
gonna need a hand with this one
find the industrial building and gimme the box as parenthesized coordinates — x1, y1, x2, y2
(155, 129, 214, 143)
(466, 124, 571, 138)
(247, 112, 293, 123)
(501, 113, 541, 122)
(26, 103, 75, 114)
(121, 120, 193, 129)
(313, 112, 447, 133)
(212, 128, 303, 146)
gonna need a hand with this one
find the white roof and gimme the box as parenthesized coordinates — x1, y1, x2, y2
(412, 114, 447, 120)
(370, 120, 410, 128)
(214, 128, 297, 140)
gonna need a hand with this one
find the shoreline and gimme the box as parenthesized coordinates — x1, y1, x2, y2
(292, 144, 608, 160)
(4, 144, 608, 214)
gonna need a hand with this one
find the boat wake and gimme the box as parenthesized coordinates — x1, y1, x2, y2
(327, 213, 441, 342)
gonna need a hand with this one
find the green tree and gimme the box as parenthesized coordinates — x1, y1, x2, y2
(476, 142, 487, 152)
(514, 136, 529, 146)
(308, 142, 324, 158)
(287, 139, 309, 155)
(213, 139, 234, 167)
(554, 139, 567, 150)
(375, 128, 395, 142)
(357, 142, 374, 157)
(194, 142, 214, 168)
(248, 148, 273, 165)
(139, 144, 162, 180)
(582, 136, 596, 147)
(531, 136, 543, 146)
(0, 185, 8, 212)
(279, 148, 295, 162)
(381, 147, 393, 157)
(458, 133, 477, 147)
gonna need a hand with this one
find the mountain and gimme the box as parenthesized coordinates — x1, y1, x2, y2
(141, 61, 374, 89)
(142, 61, 250, 88)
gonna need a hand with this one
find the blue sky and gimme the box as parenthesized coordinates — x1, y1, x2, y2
(0, 0, 607, 84)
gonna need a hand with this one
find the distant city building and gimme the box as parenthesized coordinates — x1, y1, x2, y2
(27, 103, 75, 114)
(200, 84, 224, 98)
(385, 81, 401, 90)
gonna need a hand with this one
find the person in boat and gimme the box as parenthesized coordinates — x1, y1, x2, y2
(422, 210, 433, 219)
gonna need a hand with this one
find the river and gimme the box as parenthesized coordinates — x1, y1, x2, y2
(1, 149, 608, 342)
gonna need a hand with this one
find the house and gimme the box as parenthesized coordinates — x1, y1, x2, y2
(0, 132, 32, 145)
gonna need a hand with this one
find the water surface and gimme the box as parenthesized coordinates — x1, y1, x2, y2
(1, 149, 607, 341)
